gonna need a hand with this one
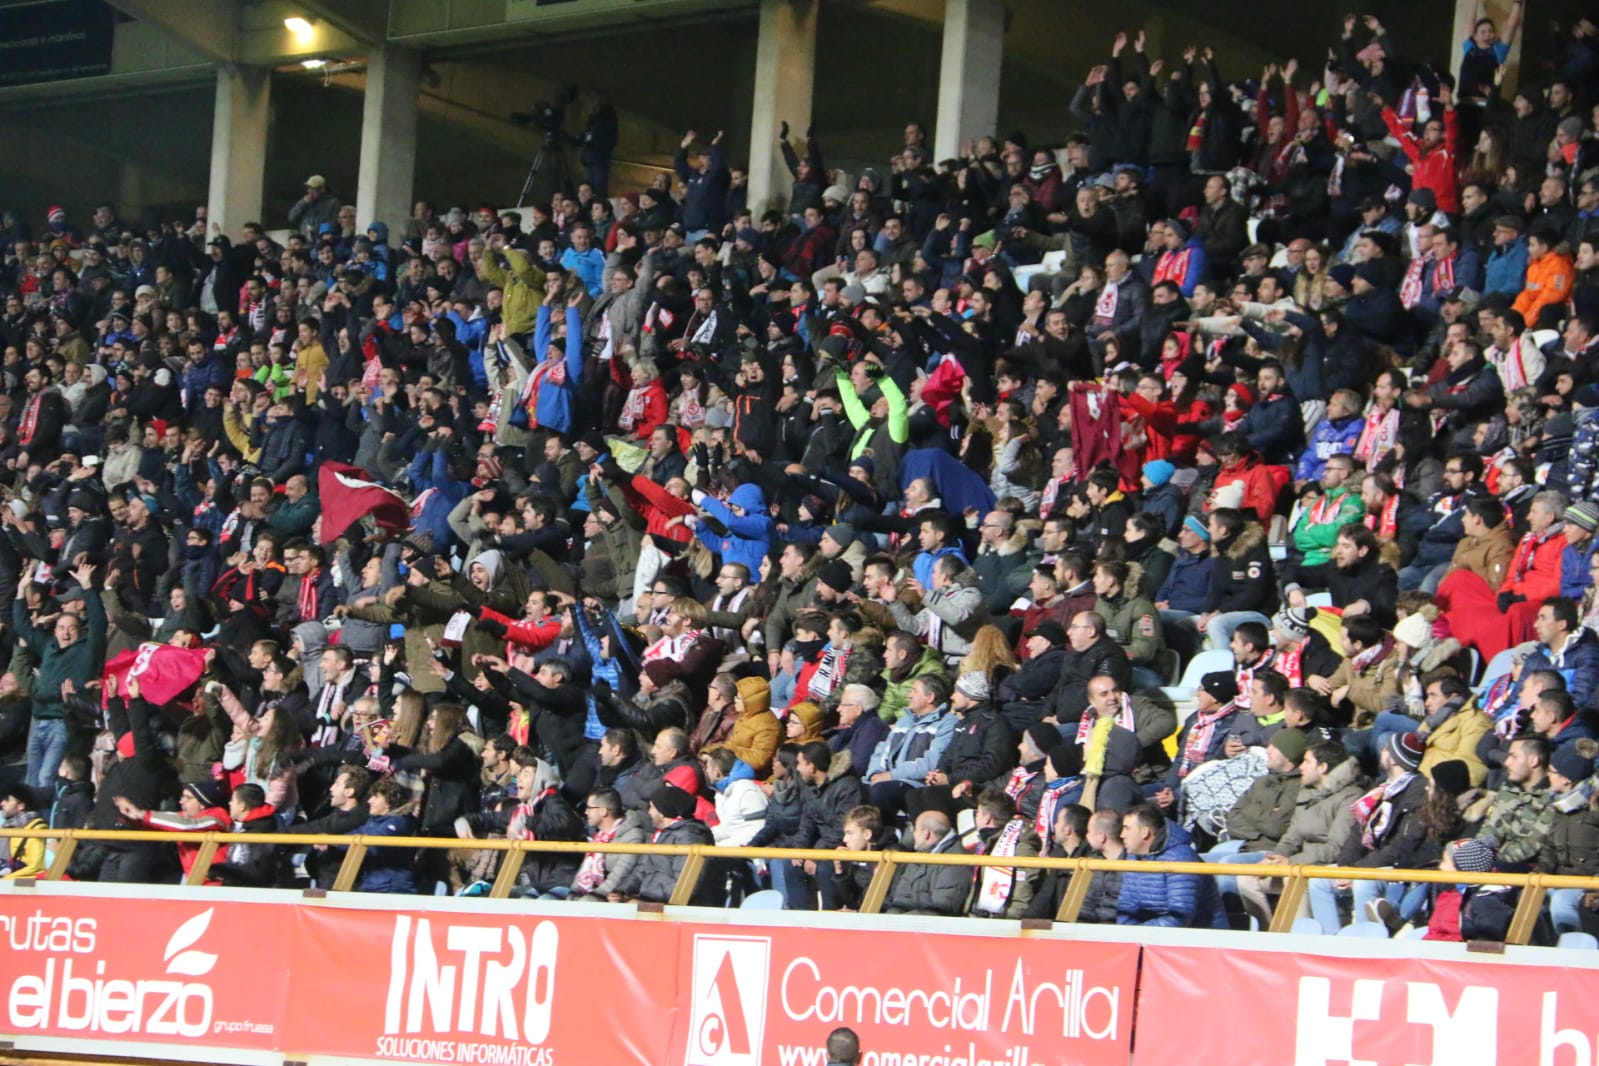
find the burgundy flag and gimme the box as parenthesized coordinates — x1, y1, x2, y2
(318, 461, 411, 544)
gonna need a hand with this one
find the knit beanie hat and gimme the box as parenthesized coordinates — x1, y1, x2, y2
(1450, 837, 1495, 874)
(1552, 746, 1594, 785)
(1200, 671, 1238, 704)
(1566, 501, 1599, 534)
(650, 784, 696, 820)
(955, 671, 990, 702)
(1272, 606, 1315, 642)
(1269, 727, 1309, 767)
(1430, 759, 1471, 797)
(1393, 613, 1432, 649)
(817, 559, 854, 594)
(823, 523, 856, 550)
(1022, 723, 1059, 760)
(184, 779, 227, 809)
(1328, 263, 1357, 290)
(1047, 743, 1084, 779)
(1143, 459, 1176, 487)
(1182, 515, 1211, 541)
(1386, 731, 1425, 772)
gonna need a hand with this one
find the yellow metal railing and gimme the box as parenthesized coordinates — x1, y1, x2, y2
(6, 826, 1598, 943)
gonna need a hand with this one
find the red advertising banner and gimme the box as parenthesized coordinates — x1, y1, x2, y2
(1138, 942, 1599, 1066)
(0, 894, 292, 1055)
(281, 906, 684, 1065)
(0, 893, 1139, 1066)
(670, 924, 1138, 1066)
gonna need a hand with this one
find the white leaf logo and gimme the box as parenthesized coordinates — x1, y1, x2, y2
(163, 908, 217, 976)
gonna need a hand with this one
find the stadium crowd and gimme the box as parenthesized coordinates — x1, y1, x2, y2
(5, 2, 1599, 941)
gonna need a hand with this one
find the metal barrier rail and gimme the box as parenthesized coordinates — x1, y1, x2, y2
(6, 826, 1599, 942)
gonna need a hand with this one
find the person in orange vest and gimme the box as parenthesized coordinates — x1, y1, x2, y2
(1512, 227, 1573, 328)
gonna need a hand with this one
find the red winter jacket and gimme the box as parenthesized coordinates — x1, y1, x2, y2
(1382, 106, 1459, 214)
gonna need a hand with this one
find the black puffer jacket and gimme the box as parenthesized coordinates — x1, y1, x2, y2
(394, 734, 481, 835)
(794, 752, 864, 851)
(617, 816, 719, 904)
(936, 703, 1017, 790)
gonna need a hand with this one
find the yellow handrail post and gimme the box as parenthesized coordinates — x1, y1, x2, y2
(1268, 871, 1310, 933)
(858, 855, 896, 914)
(44, 835, 76, 881)
(667, 849, 707, 907)
(1507, 874, 1547, 946)
(1056, 860, 1092, 923)
(184, 837, 221, 886)
(490, 842, 526, 899)
(331, 840, 368, 892)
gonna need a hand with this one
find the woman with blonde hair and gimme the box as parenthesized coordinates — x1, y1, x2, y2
(959, 624, 1020, 690)
(393, 703, 481, 836)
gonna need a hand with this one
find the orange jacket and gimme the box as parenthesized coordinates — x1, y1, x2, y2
(1512, 251, 1573, 323)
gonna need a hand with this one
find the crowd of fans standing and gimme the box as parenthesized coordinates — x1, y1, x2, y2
(6, 4, 1599, 939)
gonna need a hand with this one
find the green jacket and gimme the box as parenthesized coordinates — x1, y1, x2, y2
(477, 248, 547, 337)
(591, 479, 641, 598)
(1225, 770, 1302, 852)
(878, 646, 947, 723)
(266, 494, 320, 538)
(1097, 588, 1165, 668)
(14, 593, 106, 721)
(1291, 485, 1364, 566)
(1480, 779, 1556, 867)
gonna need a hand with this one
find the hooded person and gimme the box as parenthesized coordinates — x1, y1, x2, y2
(693, 483, 775, 574)
(705, 676, 782, 776)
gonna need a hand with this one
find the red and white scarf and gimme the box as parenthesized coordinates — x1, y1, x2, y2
(972, 817, 1028, 915)
(573, 821, 620, 894)
(1234, 649, 1276, 710)
(1399, 255, 1428, 309)
(519, 355, 568, 429)
(643, 628, 703, 664)
(1090, 282, 1120, 330)
(1178, 701, 1237, 778)
(1003, 764, 1039, 804)
(1153, 247, 1193, 289)
(1364, 495, 1399, 540)
(18, 392, 42, 446)
(1075, 695, 1135, 743)
(1353, 772, 1417, 850)
(1276, 641, 1305, 688)
(296, 569, 322, 622)
(1355, 404, 1399, 470)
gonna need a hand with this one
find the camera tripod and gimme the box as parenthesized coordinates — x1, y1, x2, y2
(516, 130, 574, 207)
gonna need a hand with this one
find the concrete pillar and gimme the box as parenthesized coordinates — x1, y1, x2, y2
(934, 0, 1004, 163)
(1451, 0, 1524, 96)
(746, 0, 817, 215)
(207, 65, 271, 235)
(356, 45, 421, 231)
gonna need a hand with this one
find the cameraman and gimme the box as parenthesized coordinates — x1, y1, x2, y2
(578, 93, 619, 198)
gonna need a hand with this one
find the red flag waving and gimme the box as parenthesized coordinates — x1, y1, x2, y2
(102, 643, 210, 709)
(318, 461, 411, 544)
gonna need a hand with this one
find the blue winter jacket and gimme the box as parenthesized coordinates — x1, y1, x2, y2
(531, 304, 583, 434)
(1562, 540, 1597, 602)
(351, 812, 418, 893)
(1155, 550, 1215, 614)
(1116, 820, 1227, 928)
(1294, 413, 1364, 482)
(408, 446, 468, 551)
(1236, 391, 1304, 465)
(1484, 239, 1529, 297)
(560, 247, 607, 297)
(697, 484, 776, 574)
(1518, 627, 1599, 709)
